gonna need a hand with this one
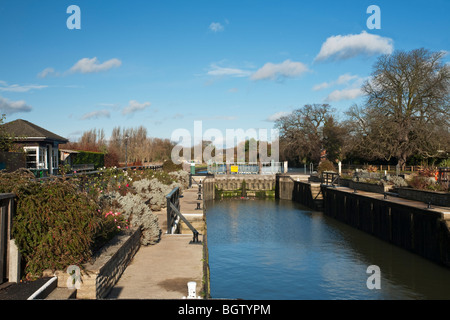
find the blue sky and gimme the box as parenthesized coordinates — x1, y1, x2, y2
(0, 0, 449, 144)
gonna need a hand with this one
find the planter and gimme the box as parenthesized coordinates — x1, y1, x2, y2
(46, 227, 141, 299)
(347, 180, 391, 194)
(397, 187, 450, 207)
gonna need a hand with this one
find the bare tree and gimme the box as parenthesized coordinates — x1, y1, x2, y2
(275, 104, 338, 165)
(348, 48, 450, 168)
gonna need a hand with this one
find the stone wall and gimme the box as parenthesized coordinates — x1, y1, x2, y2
(340, 178, 391, 194)
(202, 175, 276, 200)
(397, 187, 450, 207)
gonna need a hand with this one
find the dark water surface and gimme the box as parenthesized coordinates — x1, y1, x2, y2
(206, 199, 450, 300)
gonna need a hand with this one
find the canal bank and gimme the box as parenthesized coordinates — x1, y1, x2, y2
(275, 174, 450, 268)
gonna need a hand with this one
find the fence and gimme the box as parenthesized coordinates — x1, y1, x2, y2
(438, 167, 450, 186)
(340, 164, 427, 173)
(0, 193, 15, 285)
(207, 162, 284, 175)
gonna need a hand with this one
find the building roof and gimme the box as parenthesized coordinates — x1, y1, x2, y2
(1, 119, 68, 144)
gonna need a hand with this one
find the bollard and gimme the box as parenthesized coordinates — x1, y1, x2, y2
(182, 281, 200, 299)
(197, 194, 202, 200)
(196, 202, 201, 210)
(384, 193, 387, 199)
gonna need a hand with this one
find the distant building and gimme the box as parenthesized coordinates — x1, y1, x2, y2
(1, 119, 68, 175)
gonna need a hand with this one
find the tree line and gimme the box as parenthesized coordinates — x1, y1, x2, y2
(61, 126, 175, 167)
(275, 48, 450, 169)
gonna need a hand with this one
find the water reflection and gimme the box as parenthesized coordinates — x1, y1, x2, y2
(206, 199, 450, 300)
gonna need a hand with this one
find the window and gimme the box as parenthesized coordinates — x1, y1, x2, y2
(23, 147, 47, 170)
(52, 148, 58, 170)
(38, 147, 46, 169)
(25, 147, 37, 169)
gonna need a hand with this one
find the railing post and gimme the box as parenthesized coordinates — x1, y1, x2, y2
(166, 194, 172, 234)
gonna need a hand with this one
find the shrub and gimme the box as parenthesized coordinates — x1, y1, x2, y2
(5, 180, 101, 278)
(162, 159, 183, 172)
(409, 175, 434, 190)
(364, 165, 378, 173)
(0, 165, 189, 278)
(0, 169, 129, 279)
(116, 192, 161, 245)
(169, 170, 190, 189)
(317, 160, 336, 174)
(417, 166, 436, 177)
(386, 175, 408, 187)
(438, 158, 450, 168)
(73, 150, 105, 169)
(132, 178, 182, 211)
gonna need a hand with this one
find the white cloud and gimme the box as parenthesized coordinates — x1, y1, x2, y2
(207, 64, 251, 78)
(325, 88, 365, 102)
(37, 67, 57, 78)
(251, 59, 309, 81)
(80, 109, 111, 120)
(315, 31, 393, 62)
(266, 111, 291, 122)
(313, 73, 359, 91)
(313, 73, 368, 102)
(0, 81, 47, 93)
(69, 57, 122, 74)
(122, 100, 151, 115)
(0, 96, 32, 114)
(209, 22, 224, 32)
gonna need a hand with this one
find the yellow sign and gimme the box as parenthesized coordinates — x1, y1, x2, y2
(230, 165, 238, 173)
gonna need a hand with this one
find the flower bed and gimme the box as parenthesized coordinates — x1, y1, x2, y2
(0, 163, 189, 281)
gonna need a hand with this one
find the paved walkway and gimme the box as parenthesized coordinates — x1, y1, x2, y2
(106, 178, 205, 299)
(334, 186, 450, 219)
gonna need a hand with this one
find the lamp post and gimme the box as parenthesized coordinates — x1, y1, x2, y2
(125, 134, 129, 168)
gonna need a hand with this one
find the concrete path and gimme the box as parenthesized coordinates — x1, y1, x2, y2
(335, 186, 450, 219)
(106, 179, 205, 299)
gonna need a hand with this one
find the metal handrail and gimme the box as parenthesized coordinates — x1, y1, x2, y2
(321, 171, 340, 187)
(166, 187, 201, 244)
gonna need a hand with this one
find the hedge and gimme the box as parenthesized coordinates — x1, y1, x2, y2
(73, 150, 105, 169)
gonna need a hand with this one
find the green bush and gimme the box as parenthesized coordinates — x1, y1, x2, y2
(162, 159, 183, 172)
(438, 158, 450, 167)
(317, 160, 336, 174)
(73, 150, 105, 169)
(0, 170, 123, 279)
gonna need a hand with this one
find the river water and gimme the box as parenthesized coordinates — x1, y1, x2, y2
(205, 198, 450, 300)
